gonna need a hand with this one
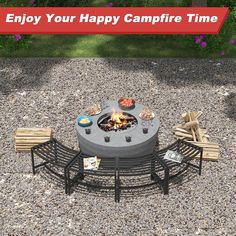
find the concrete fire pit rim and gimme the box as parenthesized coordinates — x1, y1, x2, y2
(75, 100, 160, 148)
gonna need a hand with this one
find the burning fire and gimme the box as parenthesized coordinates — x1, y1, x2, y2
(111, 110, 128, 129)
(98, 109, 137, 132)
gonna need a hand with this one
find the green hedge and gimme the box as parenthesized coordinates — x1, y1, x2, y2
(182, 0, 236, 8)
(114, 0, 181, 7)
(38, 0, 92, 7)
(0, 0, 31, 52)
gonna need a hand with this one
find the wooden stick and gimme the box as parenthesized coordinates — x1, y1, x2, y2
(15, 139, 50, 144)
(181, 112, 190, 122)
(175, 131, 193, 139)
(195, 125, 203, 142)
(174, 128, 192, 134)
(202, 136, 210, 143)
(183, 120, 199, 130)
(188, 141, 219, 148)
(188, 111, 196, 141)
(173, 124, 184, 129)
(195, 152, 219, 161)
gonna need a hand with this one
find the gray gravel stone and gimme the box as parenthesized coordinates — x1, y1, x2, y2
(0, 58, 236, 235)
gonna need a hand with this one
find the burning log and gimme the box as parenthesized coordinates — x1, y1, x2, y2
(98, 111, 137, 132)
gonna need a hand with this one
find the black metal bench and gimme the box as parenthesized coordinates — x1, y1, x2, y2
(31, 139, 203, 202)
(31, 138, 80, 192)
(153, 139, 203, 186)
(64, 153, 169, 202)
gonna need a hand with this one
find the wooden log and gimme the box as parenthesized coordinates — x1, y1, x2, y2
(15, 144, 46, 148)
(189, 141, 219, 149)
(173, 127, 192, 134)
(188, 141, 219, 161)
(195, 151, 219, 161)
(174, 136, 185, 139)
(15, 139, 50, 144)
(195, 126, 203, 142)
(202, 136, 210, 143)
(175, 131, 193, 139)
(189, 112, 197, 121)
(188, 112, 196, 141)
(181, 111, 202, 122)
(173, 124, 185, 130)
(197, 128, 209, 142)
(15, 136, 51, 140)
(183, 120, 199, 130)
(181, 112, 190, 122)
(15, 128, 52, 137)
(15, 128, 52, 153)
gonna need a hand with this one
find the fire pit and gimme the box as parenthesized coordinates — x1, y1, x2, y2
(75, 101, 160, 167)
(98, 112, 138, 132)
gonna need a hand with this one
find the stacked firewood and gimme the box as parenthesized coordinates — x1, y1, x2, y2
(15, 128, 52, 152)
(173, 111, 219, 161)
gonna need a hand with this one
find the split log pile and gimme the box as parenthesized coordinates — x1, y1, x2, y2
(15, 128, 53, 152)
(173, 111, 219, 161)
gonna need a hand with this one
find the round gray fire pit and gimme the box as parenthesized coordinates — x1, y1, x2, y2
(75, 101, 160, 159)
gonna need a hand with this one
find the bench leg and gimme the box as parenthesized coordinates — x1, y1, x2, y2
(31, 150, 36, 175)
(115, 170, 120, 203)
(78, 156, 85, 180)
(64, 168, 68, 194)
(64, 168, 72, 195)
(31, 150, 48, 174)
(199, 150, 203, 176)
(151, 135, 159, 180)
(163, 168, 169, 195)
(115, 157, 120, 203)
(150, 157, 156, 180)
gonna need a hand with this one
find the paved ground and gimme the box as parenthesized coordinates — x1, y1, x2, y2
(0, 58, 236, 235)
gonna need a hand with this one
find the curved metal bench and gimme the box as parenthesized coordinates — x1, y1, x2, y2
(65, 153, 169, 202)
(65, 139, 203, 202)
(31, 139, 203, 203)
(31, 138, 81, 193)
(153, 139, 203, 181)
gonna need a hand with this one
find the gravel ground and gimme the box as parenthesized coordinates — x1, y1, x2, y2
(0, 58, 236, 235)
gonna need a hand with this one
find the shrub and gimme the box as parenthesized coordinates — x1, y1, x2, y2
(188, 10, 236, 55)
(208, 0, 236, 10)
(0, 0, 31, 53)
(114, 0, 179, 7)
(38, 0, 92, 7)
(0, 35, 31, 53)
(180, 0, 236, 8)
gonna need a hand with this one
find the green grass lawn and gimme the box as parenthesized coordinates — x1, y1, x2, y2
(3, 32, 236, 58)
(0, 0, 235, 58)
(1, 35, 201, 57)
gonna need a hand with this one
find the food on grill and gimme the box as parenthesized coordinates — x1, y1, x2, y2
(85, 104, 101, 116)
(80, 118, 91, 124)
(139, 108, 155, 120)
(118, 98, 135, 110)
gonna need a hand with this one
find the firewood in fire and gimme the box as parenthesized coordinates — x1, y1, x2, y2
(99, 114, 136, 132)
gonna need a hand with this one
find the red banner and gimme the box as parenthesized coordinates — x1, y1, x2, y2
(0, 7, 229, 34)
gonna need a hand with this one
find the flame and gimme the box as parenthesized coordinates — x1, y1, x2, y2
(111, 109, 128, 129)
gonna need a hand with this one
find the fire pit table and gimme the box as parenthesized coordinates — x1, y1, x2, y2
(65, 100, 169, 202)
(75, 100, 160, 167)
